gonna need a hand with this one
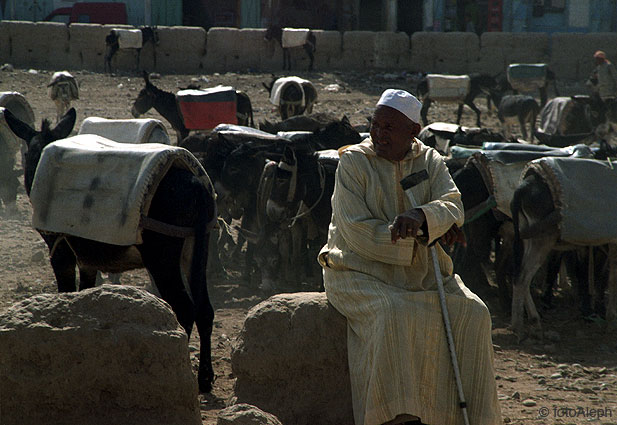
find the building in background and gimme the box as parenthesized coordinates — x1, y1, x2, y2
(1, 0, 182, 26)
(1, 0, 616, 33)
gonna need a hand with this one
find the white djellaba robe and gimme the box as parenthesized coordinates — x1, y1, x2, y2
(318, 138, 502, 425)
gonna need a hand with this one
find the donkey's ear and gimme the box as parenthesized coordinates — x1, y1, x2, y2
(341, 115, 350, 124)
(3, 108, 37, 146)
(50, 108, 76, 141)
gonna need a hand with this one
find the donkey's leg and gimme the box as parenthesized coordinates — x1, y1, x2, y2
(304, 44, 314, 71)
(511, 235, 556, 337)
(539, 87, 548, 108)
(283, 48, 290, 70)
(135, 48, 142, 72)
(187, 233, 215, 393)
(518, 114, 528, 140)
(420, 98, 432, 126)
(76, 266, 98, 290)
(104, 43, 118, 74)
(464, 100, 482, 127)
(139, 233, 195, 336)
(44, 236, 78, 292)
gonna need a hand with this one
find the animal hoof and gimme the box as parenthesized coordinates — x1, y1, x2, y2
(198, 370, 214, 393)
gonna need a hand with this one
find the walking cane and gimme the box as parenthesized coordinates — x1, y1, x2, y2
(399, 171, 471, 425)
(429, 243, 471, 425)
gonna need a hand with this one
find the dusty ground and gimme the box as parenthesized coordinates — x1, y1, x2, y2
(0, 66, 616, 425)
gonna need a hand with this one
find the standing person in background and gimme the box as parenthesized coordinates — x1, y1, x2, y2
(587, 50, 617, 101)
(318, 89, 502, 425)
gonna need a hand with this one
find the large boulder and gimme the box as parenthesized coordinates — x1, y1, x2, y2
(0, 284, 201, 425)
(231, 292, 353, 425)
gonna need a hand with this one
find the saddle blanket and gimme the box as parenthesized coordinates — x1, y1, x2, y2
(536, 96, 594, 137)
(507, 63, 547, 92)
(426, 74, 470, 102)
(417, 122, 470, 154)
(115, 29, 143, 49)
(523, 157, 617, 245)
(468, 145, 594, 218)
(212, 124, 287, 143)
(282, 28, 310, 48)
(177, 86, 237, 130)
(269, 76, 310, 106)
(47, 71, 79, 101)
(78, 117, 170, 145)
(30, 135, 213, 246)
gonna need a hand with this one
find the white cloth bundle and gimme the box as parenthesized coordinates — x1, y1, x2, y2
(78, 117, 170, 145)
(115, 29, 143, 49)
(426, 74, 471, 102)
(281, 28, 310, 48)
(30, 135, 212, 246)
(269, 76, 310, 105)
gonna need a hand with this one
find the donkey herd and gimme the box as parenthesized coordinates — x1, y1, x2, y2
(1, 62, 617, 393)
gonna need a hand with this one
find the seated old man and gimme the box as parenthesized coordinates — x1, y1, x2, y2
(318, 89, 502, 425)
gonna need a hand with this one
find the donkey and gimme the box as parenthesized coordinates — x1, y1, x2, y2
(104, 27, 159, 74)
(497, 94, 540, 141)
(47, 71, 79, 123)
(510, 159, 617, 338)
(417, 73, 503, 127)
(259, 112, 338, 134)
(262, 76, 318, 120)
(264, 24, 316, 71)
(4, 108, 218, 393)
(131, 72, 254, 144)
(264, 145, 337, 290)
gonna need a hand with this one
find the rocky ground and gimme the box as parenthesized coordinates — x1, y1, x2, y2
(0, 66, 615, 424)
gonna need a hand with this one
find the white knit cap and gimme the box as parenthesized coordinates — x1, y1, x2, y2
(376, 89, 422, 124)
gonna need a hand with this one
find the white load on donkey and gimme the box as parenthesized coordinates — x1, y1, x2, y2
(78, 116, 171, 145)
(30, 136, 214, 246)
(426, 74, 471, 102)
(76, 115, 172, 284)
(507, 63, 557, 107)
(534, 96, 597, 147)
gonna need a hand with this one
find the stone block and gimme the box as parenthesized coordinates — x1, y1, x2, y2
(339, 31, 376, 69)
(0, 284, 201, 425)
(2, 21, 69, 69)
(412, 32, 479, 74)
(231, 292, 353, 425)
(374, 31, 411, 69)
(69, 23, 110, 72)
(204, 27, 241, 72)
(156, 26, 206, 74)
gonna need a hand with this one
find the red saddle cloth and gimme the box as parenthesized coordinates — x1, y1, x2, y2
(177, 86, 237, 130)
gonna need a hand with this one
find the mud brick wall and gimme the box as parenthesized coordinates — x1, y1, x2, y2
(0, 21, 603, 81)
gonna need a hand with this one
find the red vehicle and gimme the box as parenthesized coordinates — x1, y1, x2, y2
(44, 2, 128, 25)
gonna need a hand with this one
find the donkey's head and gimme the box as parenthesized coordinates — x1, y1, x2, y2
(131, 71, 157, 117)
(261, 76, 276, 95)
(141, 26, 159, 46)
(4, 108, 76, 195)
(264, 25, 282, 43)
(312, 115, 362, 150)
